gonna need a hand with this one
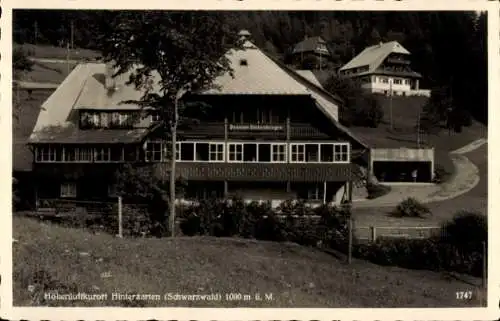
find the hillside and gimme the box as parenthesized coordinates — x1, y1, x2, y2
(348, 95, 486, 150)
(13, 216, 484, 307)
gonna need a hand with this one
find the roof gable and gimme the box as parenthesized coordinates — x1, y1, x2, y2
(339, 41, 410, 74)
(293, 37, 328, 54)
(29, 40, 367, 148)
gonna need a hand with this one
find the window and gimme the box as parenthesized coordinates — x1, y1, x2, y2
(258, 144, 271, 162)
(320, 144, 334, 162)
(243, 144, 257, 162)
(100, 113, 109, 128)
(180, 142, 195, 161)
(381, 77, 389, 84)
(78, 147, 93, 162)
(151, 112, 161, 122)
(290, 144, 305, 162)
(145, 141, 164, 162)
(92, 113, 100, 126)
(228, 143, 243, 162)
(393, 78, 402, 85)
(119, 113, 129, 126)
(196, 143, 210, 161)
(37, 146, 58, 162)
(111, 112, 120, 126)
(404, 79, 411, 85)
(64, 147, 76, 162)
(271, 144, 286, 162)
(209, 143, 224, 162)
(305, 144, 319, 162)
(94, 147, 111, 162)
(334, 144, 349, 162)
(60, 182, 77, 198)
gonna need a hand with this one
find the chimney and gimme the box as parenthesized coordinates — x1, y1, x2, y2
(105, 62, 116, 90)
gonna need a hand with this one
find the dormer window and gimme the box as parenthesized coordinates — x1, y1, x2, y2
(240, 59, 248, 66)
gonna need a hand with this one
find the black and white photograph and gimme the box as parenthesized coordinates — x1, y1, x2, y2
(4, 1, 499, 318)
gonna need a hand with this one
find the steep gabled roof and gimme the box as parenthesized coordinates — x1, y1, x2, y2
(204, 41, 312, 95)
(29, 39, 367, 149)
(339, 41, 410, 73)
(292, 36, 329, 55)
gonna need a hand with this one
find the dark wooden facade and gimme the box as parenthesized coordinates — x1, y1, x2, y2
(31, 94, 363, 204)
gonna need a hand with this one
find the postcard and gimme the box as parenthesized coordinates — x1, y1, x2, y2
(2, 0, 499, 319)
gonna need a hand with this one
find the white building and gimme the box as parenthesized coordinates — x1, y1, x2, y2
(339, 41, 430, 97)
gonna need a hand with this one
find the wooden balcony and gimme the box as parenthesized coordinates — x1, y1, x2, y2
(386, 57, 411, 65)
(154, 162, 356, 182)
(178, 121, 331, 140)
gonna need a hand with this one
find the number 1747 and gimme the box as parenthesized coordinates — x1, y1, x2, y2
(456, 291, 473, 300)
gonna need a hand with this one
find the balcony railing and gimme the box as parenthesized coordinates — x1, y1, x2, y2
(386, 57, 411, 65)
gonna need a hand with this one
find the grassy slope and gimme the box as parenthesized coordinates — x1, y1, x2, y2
(13, 216, 484, 308)
(351, 96, 486, 150)
(18, 61, 78, 84)
(14, 89, 54, 139)
(15, 43, 101, 60)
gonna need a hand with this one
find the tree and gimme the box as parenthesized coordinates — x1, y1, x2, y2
(324, 73, 383, 127)
(13, 47, 34, 122)
(100, 12, 241, 236)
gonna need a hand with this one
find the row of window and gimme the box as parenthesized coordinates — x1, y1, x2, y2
(35, 142, 350, 163)
(80, 111, 160, 129)
(146, 141, 350, 163)
(377, 77, 411, 85)
(35, 146, 137, 163)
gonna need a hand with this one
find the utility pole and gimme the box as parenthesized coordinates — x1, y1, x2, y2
(416, 106, 421, 148)
(34, 21, 38, 44)
(66, 42, 70, 75)
(70, 20, 74, 50)
(389, 78, 394, 131)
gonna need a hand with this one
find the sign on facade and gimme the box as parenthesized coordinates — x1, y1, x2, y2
(229, 124, 284, 131)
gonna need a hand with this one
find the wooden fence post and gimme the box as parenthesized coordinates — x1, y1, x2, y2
(348, 216, 353, 264)
(370, 226, 377, 242)
(117, 196, 123, 238)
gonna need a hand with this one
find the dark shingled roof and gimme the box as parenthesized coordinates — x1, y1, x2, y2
(293, 37, 328, 54)
(29, 126, 147, 144)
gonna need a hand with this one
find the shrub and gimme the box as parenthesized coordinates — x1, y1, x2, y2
(440, 211, 486, 253)
(432, 163, 452, 184)
(366, 183, 391, 199)
(391, 197, 431, 218)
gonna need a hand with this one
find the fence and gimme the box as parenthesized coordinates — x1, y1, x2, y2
(354, 225, 441, 242)
(34, 197, 148, 237)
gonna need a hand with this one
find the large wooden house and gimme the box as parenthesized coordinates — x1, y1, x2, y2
(28, 32, 369, 207)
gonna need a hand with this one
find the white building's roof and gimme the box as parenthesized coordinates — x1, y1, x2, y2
(339, 41, 410, 73)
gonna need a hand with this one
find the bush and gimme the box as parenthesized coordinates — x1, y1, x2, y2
(432, 163, 452, 184)
(178, 198, 351, 248)
(352, 210, 487, 277)
(440, 211, 486, 253)
(366, 183, 391, 199)
(391, 197, 431, 218)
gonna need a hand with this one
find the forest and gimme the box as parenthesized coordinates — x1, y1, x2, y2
(13, 10, 488, 124)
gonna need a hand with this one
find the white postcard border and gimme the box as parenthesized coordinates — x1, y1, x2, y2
(1, 0, 499, 320)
